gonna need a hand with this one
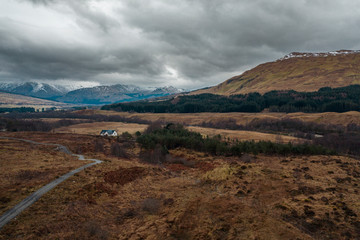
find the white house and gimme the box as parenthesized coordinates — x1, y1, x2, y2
(100, 130, 118, 137)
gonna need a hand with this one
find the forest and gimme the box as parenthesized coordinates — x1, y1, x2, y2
(102, 85, 360, 113)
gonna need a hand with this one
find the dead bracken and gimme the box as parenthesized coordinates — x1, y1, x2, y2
(103, 167, 146, 185)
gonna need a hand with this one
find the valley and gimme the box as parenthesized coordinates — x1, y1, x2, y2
(2, 0, 360, 238)
(0, 129, 359, 239)
(1, 50, 360, 239)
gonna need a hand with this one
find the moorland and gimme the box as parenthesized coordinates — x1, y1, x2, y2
(0, 107, 360, 239)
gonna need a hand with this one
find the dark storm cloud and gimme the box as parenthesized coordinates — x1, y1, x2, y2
(1, 0, 360, 88)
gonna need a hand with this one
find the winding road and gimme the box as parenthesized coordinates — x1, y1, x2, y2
(0, 137, 103, 230)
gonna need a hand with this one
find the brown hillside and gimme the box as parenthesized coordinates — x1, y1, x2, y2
(194, 50, 360, 95)
(0, 92, 69, 109)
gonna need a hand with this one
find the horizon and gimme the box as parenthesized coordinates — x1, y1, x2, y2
(1, 48, 359, 92)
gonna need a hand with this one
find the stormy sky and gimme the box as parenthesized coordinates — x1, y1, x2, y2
(1, 0, 360, 90)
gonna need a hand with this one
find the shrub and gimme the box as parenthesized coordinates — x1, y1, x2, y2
(121, 131, 133, 139)
(83, 221, 109, 240)
(16, 170, 42, 180)
(139, 144, 167, 164)
(116, 208, 137, 224)
(141, 198, 161, 214)
(144, 121, 163, 134)
(165, 155, 195, 167)
(110, 143, 128, 158)
(94, 139, 105, 152)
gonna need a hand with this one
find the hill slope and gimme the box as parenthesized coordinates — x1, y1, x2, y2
(194, 50, 360, 95)
(0, 92, 69, 109)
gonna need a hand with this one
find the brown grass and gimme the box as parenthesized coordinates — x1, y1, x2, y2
(53, 122, 148, 135)
(1, 132, 359, 239)
(187, 126, 304, 143)
(79, 109, 360, 126)
(0, 92, 69, 109)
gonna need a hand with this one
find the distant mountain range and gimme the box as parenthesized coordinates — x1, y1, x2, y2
(193, 50, 360, 95)
(0, 82, 68, 100)
(0, 82, 184, 105)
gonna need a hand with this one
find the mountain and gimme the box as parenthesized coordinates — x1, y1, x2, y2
(0, 82, 184, 105)
(0, 82, 68, 100)
(56, 84, 183, 104)
(193, 50, 360, 95)
(150, 86, 183, 95)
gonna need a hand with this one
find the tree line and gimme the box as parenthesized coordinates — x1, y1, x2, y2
(199, 118, 360, 155)
(0, 107, 35, 113)
(200, 118, 359, 137)
(102, 85, 360, 113)
(137, 123, 335, 156)
(1, 111, 152, 125)
(0, 118, 92, 132)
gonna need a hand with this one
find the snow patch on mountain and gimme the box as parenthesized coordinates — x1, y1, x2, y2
(151, 86, 184, 94)
(32, 82, 46, 93)
(279, 50, 360, 61)
(58, 81, 101, 92)
(0, 82, 21, 91)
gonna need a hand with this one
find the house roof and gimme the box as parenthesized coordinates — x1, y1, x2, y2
(100, 130, 117, 134)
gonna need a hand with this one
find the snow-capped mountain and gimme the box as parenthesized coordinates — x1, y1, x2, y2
(151, 86, 184, 94)
(57, 84, 184, 104)
(0, 82, 68, 100)
(0, 82, 184, 105)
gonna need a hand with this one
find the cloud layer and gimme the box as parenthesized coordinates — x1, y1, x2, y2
(1, 0, 360, 89)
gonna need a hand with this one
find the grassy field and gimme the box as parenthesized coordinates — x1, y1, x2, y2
(52, 120, 303, 143)
(0, 137, 91, 216)
(0, 131, 359, 239)
(78, 109, 360, 126)
(54, 122, 148, 135)
(187, 126, 304, 144)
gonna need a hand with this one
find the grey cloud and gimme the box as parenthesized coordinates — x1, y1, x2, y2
(1, 0, 360, 89)
(68, 2, 120, 33)
(24, 0, 56, 5)
(0, 18, 162, 81)
(118, 0, 360, 80)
